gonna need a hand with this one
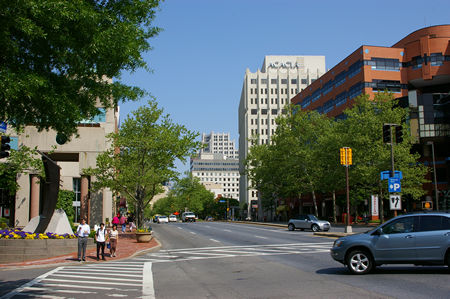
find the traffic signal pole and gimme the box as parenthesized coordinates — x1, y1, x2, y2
(389, 125, 397, 217)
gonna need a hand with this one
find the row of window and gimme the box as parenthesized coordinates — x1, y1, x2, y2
(250, 88, 298, 95)
(249, 98, 289, 105)
(192, 168, 239, 171)
(250, 109, 287, 115)
(310, 80, 406, 113)
(250, 78, 308, 85)
(251, 128, 276, 136)
(251, 118, 276, 125)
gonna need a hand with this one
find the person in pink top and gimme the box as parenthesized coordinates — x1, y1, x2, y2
(120, 214, 127, 233)
(112, 213, 120, 226)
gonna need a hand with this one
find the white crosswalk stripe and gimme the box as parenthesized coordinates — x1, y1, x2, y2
(133, 242, 333, 263)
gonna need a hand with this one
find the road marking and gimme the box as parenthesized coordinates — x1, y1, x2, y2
(0, 266, 63, 299)
(142, 262, 155, 299)
(210, 238, 220, 242)
(24, 287, 96, 294)
(255, 235, 268, 239)
(36, 282, 139, 291)
(51, 273, 141, 282)
(223, 229, 232, 232)
(57, 270, 142, 278)
(44, 278, 141, 287)
(190, 231, 196, 235)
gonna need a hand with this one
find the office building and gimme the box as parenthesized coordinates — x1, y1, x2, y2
(191, 132, 240, 199)
(238, 56, 326, 218)
(291, 25, 450, 211)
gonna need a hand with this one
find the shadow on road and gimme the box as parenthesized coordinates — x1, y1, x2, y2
(317, 266, 450, 275)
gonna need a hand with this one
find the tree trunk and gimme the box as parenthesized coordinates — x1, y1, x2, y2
(332, 190, 337, 223)
(312, 191, 318, 218)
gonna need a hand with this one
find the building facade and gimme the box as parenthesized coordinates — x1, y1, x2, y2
(238, 56, 326, 219)
(2, 105, 119, 227)
(291, 25, 450, 211)
(191, 132, 240, 199)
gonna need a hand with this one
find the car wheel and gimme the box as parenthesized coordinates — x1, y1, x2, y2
(288, 223, 295, 231)
(346, 250, 373, 275)
(446, 250, 450, 267)
(311, 224, 320, 232)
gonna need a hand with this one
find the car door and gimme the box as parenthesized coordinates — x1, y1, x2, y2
(414, 216, 450, 261)
(296, 215, 307, 229)
(372, 216, 417, 262)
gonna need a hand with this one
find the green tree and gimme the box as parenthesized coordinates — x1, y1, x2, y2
(84, 100, 201, 227)
(1, 0, 161, 137)
(56, 190, 75, 225)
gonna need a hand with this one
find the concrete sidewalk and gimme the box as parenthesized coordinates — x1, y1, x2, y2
(0, 232, 160, 270)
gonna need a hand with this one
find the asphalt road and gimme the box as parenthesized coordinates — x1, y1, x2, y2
(1, 222, 449, 298)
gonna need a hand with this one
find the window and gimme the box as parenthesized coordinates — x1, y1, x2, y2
(251, 109, 257, 115)
(271, 79, 277, 84)
(411, 56, 423, 69)
(367, 80, 402, 93)
(322, 80, 333, 96)
(301, 79, 308, 85)
(73, 178, 81, 222)
(271, 109, 278, 115)
(80, 108, 106, 124)
(419, 216, 444, 231)
(261, 109, 267, 115)
(291, 79, 297, 84)
(250, 119, 253, 125)
(301, 96, 311, 108)
(382, 217, 415, 234)
(250, 98, 253, 104)
(348, 60, 363, 78)
(311, 90, 321, 103)
(364, 58, 401, 71)
(251, 79, 257, 84)
(323, 99, 335, 114)
(335, 92, 347, 107)
(281, 79, 287, 84)
(348, 82, 364, 100)
(429, 53, 444, 66)
(271, 98, 273, 104)
(334, 72, 346, 88)
(261, 79, 268, 84)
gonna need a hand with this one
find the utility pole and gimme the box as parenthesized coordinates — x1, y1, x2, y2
(340, 147, 352, 233)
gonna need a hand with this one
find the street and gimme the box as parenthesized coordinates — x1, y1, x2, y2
(1, 222, 449, 298)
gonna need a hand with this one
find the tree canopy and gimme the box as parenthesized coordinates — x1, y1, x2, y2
(84, 100, 201, 226)
(0, 0, 161, 137)
(245, 92, 428, 220)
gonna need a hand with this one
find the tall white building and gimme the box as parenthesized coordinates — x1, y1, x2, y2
(238, 56, 326, 218)
(191, 132, 240, 199)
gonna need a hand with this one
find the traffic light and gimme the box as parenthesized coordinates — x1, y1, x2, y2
(1, 136, 11, 158)
(340, 148, 346, 165)
(347, 148, 352, 165)
(382, 124, 391, 143)
(395, 125, 403, 143)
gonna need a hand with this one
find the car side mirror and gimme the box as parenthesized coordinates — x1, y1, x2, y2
(372, 228, 382, 236)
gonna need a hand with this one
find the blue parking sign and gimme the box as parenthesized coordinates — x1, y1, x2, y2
(388, 178, 401, 193)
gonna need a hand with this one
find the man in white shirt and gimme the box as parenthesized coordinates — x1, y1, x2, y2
(77, 218, 90, 261)
(96, 222, 108, 261)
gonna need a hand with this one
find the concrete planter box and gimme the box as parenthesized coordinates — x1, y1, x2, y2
(135, 232, 153, 243)
(0, 238, 95, 264)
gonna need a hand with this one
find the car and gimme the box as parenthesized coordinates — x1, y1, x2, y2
(157, 216, 169, 224)
(330, 212, 450, 274)
(169, 215, 177, 222)
(288, 214, 330, 232)
(182, 212, 196, 222)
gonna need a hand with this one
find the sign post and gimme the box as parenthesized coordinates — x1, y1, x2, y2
(340, 147, 352, 233)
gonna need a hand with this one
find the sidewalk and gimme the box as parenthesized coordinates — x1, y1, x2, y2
(0, 232, 160, 270)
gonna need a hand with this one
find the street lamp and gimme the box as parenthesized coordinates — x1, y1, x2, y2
(427, 141, 439, 211)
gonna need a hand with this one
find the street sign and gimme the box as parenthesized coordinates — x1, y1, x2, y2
(380, 170, 403, 180)
(340, 147, 352, 166)
(371, 195, 379, 216)
(219, 200, 226, 203)
(389, 195, 402, 210)
(388, 178, 401, 193)
(422, 201, 433, 210)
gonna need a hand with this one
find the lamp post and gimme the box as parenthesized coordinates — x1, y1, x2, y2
(427, 141, 439, 211)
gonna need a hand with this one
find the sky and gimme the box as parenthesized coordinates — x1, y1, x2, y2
(120, 0, 450, 173)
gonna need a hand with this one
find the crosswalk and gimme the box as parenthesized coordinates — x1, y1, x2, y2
(132, 241, 333, 263)
(2, 242, 332, 298)
(1, 262, 152, 299)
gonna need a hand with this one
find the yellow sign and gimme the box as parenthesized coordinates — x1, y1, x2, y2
(422, 201, 433, 210)
(340, 147, 352, 166)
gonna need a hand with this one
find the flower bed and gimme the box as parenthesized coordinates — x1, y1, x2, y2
(0, 228, 77, 240)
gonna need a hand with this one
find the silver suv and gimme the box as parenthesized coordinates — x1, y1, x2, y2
(330, 213, 450, 274)
(288, 214, 330, 232)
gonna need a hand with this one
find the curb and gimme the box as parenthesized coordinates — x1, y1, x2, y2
(0, 238, 161, 271)
(313, 232, 356, 238)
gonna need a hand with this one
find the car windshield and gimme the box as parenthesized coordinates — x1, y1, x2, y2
(185, 213, 194, 216)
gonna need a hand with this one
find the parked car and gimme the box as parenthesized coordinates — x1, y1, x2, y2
(169, 215, 177, 222)
(330, 212, 450, 274)
(157, 215, 169, 224)
(182, 212, 196, 222)
(288, 214, 330, 232)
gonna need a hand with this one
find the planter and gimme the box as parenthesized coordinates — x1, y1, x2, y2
(135, 232, 152, 243)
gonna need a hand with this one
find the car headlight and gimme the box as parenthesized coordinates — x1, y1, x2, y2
(333, 239, 345, 248)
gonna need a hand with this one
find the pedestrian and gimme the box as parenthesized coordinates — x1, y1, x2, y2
(76, 218, 90, 262)
(109, 224, 119, 257)
(112, 213, 120, 226)
(95, 222, 108, 261)
(120, 214, 127, 233)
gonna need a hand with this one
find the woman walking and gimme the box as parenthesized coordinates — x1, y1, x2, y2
(109, 224, 119, 257)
